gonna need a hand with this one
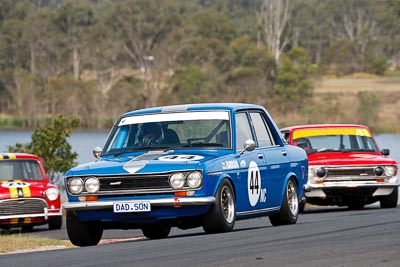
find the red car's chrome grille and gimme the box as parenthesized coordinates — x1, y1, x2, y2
(0, 198, 48, 216)
(325, 167, 377, 181)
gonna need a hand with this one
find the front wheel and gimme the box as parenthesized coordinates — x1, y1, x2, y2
(141, 224, 171, 239)
(66, 211, 103, 246)
(203, 179, 236, 234)
(48, 215, 63, 230)
(380, 188, 398, 208)
(269, 178, 299, 226)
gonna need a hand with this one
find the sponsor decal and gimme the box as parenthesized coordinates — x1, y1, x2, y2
(221, 160, 239, 170)
(158, 155, 204, 161)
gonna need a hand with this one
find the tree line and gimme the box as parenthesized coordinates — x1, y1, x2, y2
(1, 0, 399, 130)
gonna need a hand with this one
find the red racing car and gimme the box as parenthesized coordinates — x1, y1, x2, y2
(281, 124, 398, 210)
(0, 153, 62, 231)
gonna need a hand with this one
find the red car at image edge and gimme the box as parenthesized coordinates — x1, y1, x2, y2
(0, 153, 62, 230)
(281, 124, 398, 211)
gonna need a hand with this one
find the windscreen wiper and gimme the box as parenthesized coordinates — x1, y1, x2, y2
(182, 142, 223, 148)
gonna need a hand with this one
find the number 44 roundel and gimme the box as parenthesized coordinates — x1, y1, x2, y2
(247, 161, 261, 206)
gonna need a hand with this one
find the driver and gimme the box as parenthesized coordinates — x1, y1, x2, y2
(136, 122, 163, 146)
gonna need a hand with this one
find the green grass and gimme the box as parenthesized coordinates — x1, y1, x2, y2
(0, 233, 74, 254)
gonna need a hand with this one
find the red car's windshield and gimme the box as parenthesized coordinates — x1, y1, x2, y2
(0, 160, 45, 181)
(292, 128, 379, 153)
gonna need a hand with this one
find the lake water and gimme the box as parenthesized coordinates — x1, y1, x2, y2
(0, 129, 110, 165)
(1, 129, 400, 165)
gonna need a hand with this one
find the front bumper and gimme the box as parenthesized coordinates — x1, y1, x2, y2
(63, 196, 216, 211)
(0, 208, 62, 220)
(305, 182, 398, 198)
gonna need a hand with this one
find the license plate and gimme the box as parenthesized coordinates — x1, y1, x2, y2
(113, 201, 151, 213)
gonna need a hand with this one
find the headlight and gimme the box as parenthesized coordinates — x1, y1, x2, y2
(68, 178, 84, 194)
(85, 177, 100, 193)
(308, 167, 325, 183)
(187, 171, 202, 188)
(316, 167, 327, 178)
(385, 166, 397, 177)
(374, 166, 384, 176)
(46, 187, 59, 201)
(169, 172, 185, 189)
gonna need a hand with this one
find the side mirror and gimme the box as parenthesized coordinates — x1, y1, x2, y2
(93, 146, 103, 159)
(239, 139, 256, 155)
(381, 149, 390, 156)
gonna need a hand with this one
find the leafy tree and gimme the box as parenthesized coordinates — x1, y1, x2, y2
(8, 115, 80, 183)
(275, 47, 315, 111)
(53, 1, 96, 80)
(257, 0, 292, 65)
(162, 65, 208, 104)
(106, 77, 144, 117)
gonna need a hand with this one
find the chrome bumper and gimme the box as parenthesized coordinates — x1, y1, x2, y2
(63, 196, 216, 211)
(305, 182, 399, 198)
(0, 208, 62, 220)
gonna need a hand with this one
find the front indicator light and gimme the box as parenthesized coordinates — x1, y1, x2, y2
(85, 195, 98, 201)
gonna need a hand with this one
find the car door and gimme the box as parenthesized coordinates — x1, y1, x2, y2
(249, 111, 291, 208)
(234, 111, 269, 214)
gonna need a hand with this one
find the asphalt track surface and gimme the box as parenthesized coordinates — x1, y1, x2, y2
(1, 202, 400, 267)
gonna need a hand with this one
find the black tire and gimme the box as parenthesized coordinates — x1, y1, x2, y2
(203, 179, 236, 234)
(348, 200, 365, 210)
(380, 188, 398, 209)
(299, 200, 306, 214)
(48, 215, 63, 230)
(269, 178, 299, 226)
(141, 224, 171, 239)
(66, 211, 103, 246)
(22, 225, 34, 232)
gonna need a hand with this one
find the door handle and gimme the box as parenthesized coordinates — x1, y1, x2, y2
(281, 150, 287, 156)
(257, 153, 264, 159)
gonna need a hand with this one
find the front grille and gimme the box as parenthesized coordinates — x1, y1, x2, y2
(99, 174, 171, 192)
(67, 172, 180, 196)
(324, 166, 379, 182)
(0, 198, 47, 216)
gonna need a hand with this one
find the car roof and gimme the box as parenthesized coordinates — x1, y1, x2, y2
(122, 103, 264, 117)
(0, 153, 42, 160)
(281, 124, 370, 132)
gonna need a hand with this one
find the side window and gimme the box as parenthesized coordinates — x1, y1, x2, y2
(235, 113, 253, 151)
(250, 112, 274, 147)
(282, 131, 290, 143)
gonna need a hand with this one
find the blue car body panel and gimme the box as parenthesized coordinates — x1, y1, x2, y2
(64, 103, 308, 229)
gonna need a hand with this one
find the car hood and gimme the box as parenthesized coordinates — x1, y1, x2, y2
(308, 151, 397, 166)
(66, 150, 227, 176)
(0, 180, 48, 199)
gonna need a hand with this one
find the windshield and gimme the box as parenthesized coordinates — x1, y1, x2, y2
(103, 111, 231, 155)
(292, 128, 379, 153)
(0, 160, 45, 181)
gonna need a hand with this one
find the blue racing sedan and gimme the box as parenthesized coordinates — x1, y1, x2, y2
(63, 103, 308, 246)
